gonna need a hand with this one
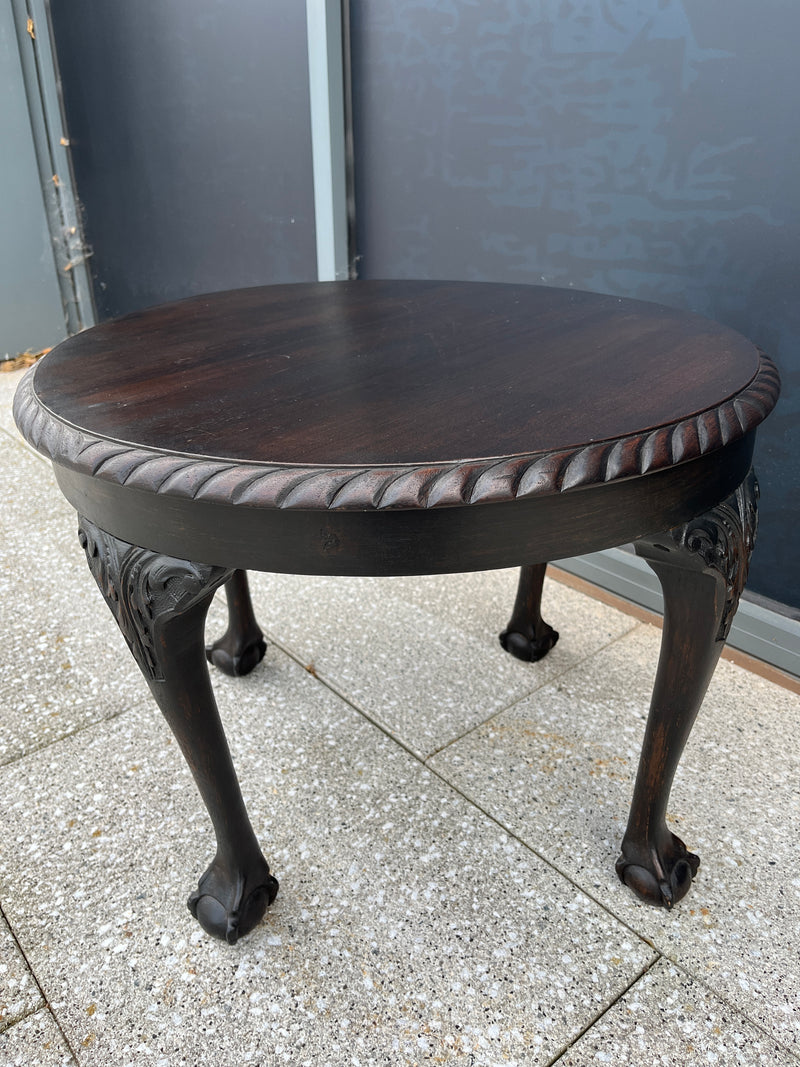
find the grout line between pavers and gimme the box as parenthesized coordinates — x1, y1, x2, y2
(0, 708, 129, 771)
(0, 619, 707, 972)
(0, 1002, 43, 1039)
(6, 627, 798, 1059)
(279, 618, 797, 1055)
(267, 630, 795, 1045)
(1, 619, 654, 956)
(543, 954, 661, 1066)
(421, 756, 662, 950)
(8, 616, 795, 1059)
(266, 606, 645, 766)
(263, 632, 426, 763)
(665, 955, 800, 1064)
(264, 629, 663, 956)
(6, 625, 663, 1048)
(277, 623, 800, 1058)
(0, 902, 80, 1063)
(4, 626, 659, 958)
(424, 620, 647, 759)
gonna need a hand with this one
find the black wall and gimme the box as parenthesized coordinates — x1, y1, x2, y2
(50, 0, 317, 320)
(350, 0, 800, 610)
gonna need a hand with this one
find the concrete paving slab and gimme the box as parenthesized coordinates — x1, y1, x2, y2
(0, 369, 47, 459)
(244, 571, 542, 759)
(0, 911, 42, 1032)
(0, 647, 654, 1066)
(0, 436, 147, 765)
(243, 567, 637, 758)
(0, 1009, 75, 1066)
(348, 566, 637, 654)
(0, 368, 26, 440)
(557, 959, 797, 1066)
(429, 623, 800, 1054)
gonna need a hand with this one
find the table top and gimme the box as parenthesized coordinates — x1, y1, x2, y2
(16, 281, 778, 514)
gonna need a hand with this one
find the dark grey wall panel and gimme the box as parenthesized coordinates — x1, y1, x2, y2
(350, 0, 800, 609)
(49, 0, 317, 320)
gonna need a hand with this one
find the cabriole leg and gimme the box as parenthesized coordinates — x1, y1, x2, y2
(78, 518, 278, 943)
(618, 470, 758, 907)
(206, 569, 267, 677)
(500, 563, 559, 662)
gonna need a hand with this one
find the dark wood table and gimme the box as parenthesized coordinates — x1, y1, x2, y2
(14, 280, 779, 944)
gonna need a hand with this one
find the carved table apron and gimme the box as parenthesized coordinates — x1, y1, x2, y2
(13, 280, 779, 944)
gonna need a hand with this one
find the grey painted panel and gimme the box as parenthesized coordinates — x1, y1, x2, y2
(0, 5, 66, 356)
(49, 0, 317, 320)
(350, 0, 800, 610)
(556, 549, 800, 679)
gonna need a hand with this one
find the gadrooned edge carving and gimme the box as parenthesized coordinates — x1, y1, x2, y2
(78, 516, 230, 681)
(14, 353, 779, 513)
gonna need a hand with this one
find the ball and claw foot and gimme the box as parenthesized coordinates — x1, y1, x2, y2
(206, 633, 267, 677)
(188, 858, 279, 944)
(615, 831, 700, 909)
(499, 623, 559, 663)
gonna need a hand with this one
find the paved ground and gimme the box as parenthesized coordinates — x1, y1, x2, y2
(0, 367, 798, 1066)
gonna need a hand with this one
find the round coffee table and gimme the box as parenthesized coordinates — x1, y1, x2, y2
(14, 280, 779, 943)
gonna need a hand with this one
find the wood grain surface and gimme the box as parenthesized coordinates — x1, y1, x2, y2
(32, 281, 761, 467)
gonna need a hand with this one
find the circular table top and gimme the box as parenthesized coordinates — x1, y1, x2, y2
(16, 280, 778, 512)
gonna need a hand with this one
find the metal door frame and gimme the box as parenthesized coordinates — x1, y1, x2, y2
(10, 0, 95, 334)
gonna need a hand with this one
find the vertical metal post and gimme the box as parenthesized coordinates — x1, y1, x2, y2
(306, 0, 350, 282)
(10, 0, 95, 333)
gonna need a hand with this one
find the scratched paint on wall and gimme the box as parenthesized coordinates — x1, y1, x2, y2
(351, 0, 800, 608)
